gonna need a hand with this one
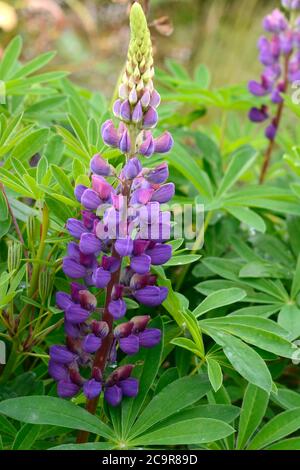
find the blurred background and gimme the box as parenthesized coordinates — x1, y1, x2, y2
(0, 0, 280, 96)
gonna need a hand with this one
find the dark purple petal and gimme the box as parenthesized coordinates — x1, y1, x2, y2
(265, 123, 277, 140)
(119, 334, 139, 355)
(92, 267, 111, 288)
(57, 380, 80, 398)
(56, 292, 72, 310)
(146, 243, 172, 265)
(81, 189, 101, 210)
(119, 130, 131, 153)
(102, 255, 121, 273)
(101, 119, 119, 147)
(108, 298, 127, 319)
(104, 384, 122, 406)
(130, 254, 151, 274)
(83, 379, 102, 399)
(64, 321, 81, 338)
(48, 360, 69, 381)
(66, 219, 87, 239)
(248, 80, 270, 97)
(49, 345, 75, 364)
(123, 157, 142, 179)
(120, 377, 139, 397)
(139, 328, 162, 348)
(135, 286, 168, 306)
(65, 304, 91, 323)
(151, 183, 175, 203)
(82, 211, 98, 230)
(79, 233, 102, 255)
(82, 334, 102, 353)
(74, 185, 87, 203)
(115, 238, 134, 257)
(63, 257, 86, 279)
(248, 107, 269, 123)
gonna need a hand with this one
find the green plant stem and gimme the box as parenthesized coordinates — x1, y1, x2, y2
(175, 211, 213, 291)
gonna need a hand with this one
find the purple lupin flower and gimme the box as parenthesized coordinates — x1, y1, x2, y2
(49, 3, 173, 412)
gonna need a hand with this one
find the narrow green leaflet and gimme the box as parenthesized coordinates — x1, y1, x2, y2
(193, 288, 247, 318)
(226, 207, 266, 233)
(12, 423, 41, 450)
(237, 383, 269, 449)
(207, 358, 223, 392)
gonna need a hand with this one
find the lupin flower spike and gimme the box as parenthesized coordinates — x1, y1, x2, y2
(49, 2, 174, 432)
(248, 2, 300, 182)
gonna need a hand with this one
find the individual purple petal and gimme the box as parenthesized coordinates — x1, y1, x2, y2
(134, 286, 168, 306)
(64, 321, 81, 338)
(143, 106, 158, 128)
(119, 334, 140, 355)
(108, 298, 127, 319)
(62, 257, 86, 279)
(101, 119, 119, 147)
(115, 238, 134, 257)
(74, 185, 87, 203)
(113, 99, 121, 118)
(48, 360, 69, 381)
(90, 154, 112, 176)
(78, 290, 97, 311)
(130, 254, 151, 274)
(265, 123, 277, 140)
(151, 183, 175, 203)
(120, 377, 139, 397)
(82, 334, 102, 353)
(132, 101, 143, 123)
(150, 89, 161, 108)
(119, 130, 131, 153)
(92, 267, 111, 288)
(271, 88, 283, 103)
(145, 162, 169, 184)
(153, 132, 174, 154)
(79, 233, 102, 255)
(139, 328, 162, 348)
(81, 211, 97, 230)
(65, 304, 91, 323)
(263, 8, 288, 33)
(139, 133, 155, 157)
(49, 345, 75, 364)
(104, 384, 122, 406)
(120, 100, 131, 122)
(83, 379, 102, 399)
(102, 255, 121, 273)
(57, 380, 80, 398)
(81, 189, 101, 210)
(248, 106, 269, 123)
(129, 87, 138, 104)
(56, 292, 72, 310)
(92, 175, 112, 200)
(141, 90, 151, 108)
(131, 188, 154, 206)
(123, 157, 142, 179)
(248, 80, 270, 97)
(146, 243, 172, 265)
(66, 219, 87, 239)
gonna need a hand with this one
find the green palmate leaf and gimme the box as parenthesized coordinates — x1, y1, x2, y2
(237, 383, 269, 450)
(0, 36, 22, 80)
(204, 328, 272, 393)
(158, 404, 240, 425)
(248, 408, 300, 450)
(12, 423, 41, 450)
(164, 254, 201, 266)
(0, 396, 114, 439)
(216, 145, 257, 197)
(0, 190, 8, 221)
(11, 51, 56, 79)
(130, 418, 235, 446)
(207, 358, 223, 392)
(193, 288, 247, 318)
(194, 64, 211, 88)
(278, 304, 300, 340)
(271, 388, 300, 410)
(226, 206, 266, 233)
(266, 438, 300, 450)
(170, 337, 202, 357)
(129, 375, 211, 439)
(51, 164, 74, 198)
(121, 317, 163, 438)
(12, 129, 49, 162)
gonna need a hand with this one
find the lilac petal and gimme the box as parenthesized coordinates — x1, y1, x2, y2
(119, 130, 131, 153)
(151, 183, 175, 203)
(74, 185, 87, 203)
(129, 87, 138, 104)
(90, 154, 111, 176)
(150, 90, 161, 108)
(115, 238, 134, 257)
(135, 286, 168, 306)
(143, 106, 158, 129)
(48, 360, 69, 381)
(120, 377, 139, 397)
(82, 334, 102, 353)
(145, 162, 169, 184)
(248, 80, 269, 97)
(67, 242, 80, 261)
(113, 99, 121, 118)
(79, 233, 102, 255)
(131, 188, 154, 206)
(153, 132, 174, 154)
(119, 334, 140, 355)
(146, 243, 172, 265)
(56, 292, 72, 310)
(130, 254, 151, 274)
(81, 189, 101, 210)
(139, 328, 162, 348)
(139, 133, 155, 157)
(82, 210, 97, 230)
(92, 175, 112, 200)
(57, 380, 80, 398)
(66, 219, 87, 239)
(65, 304, 91, 323)
(271, 89, 283, 104)
(62, 257, 86, 279)
(132, 101, 143, 123)
(49, 345, 75, 364)
(101, 119, 119, 147)
(92, 267, 111, 288)
(141, 90, 151, 108)
(120, 100, 131, 122)
(83, 379, 102, 399)
(108, 298, 127, 319)
(123, 157, 142, 179)
(104, 384, 123, 407)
